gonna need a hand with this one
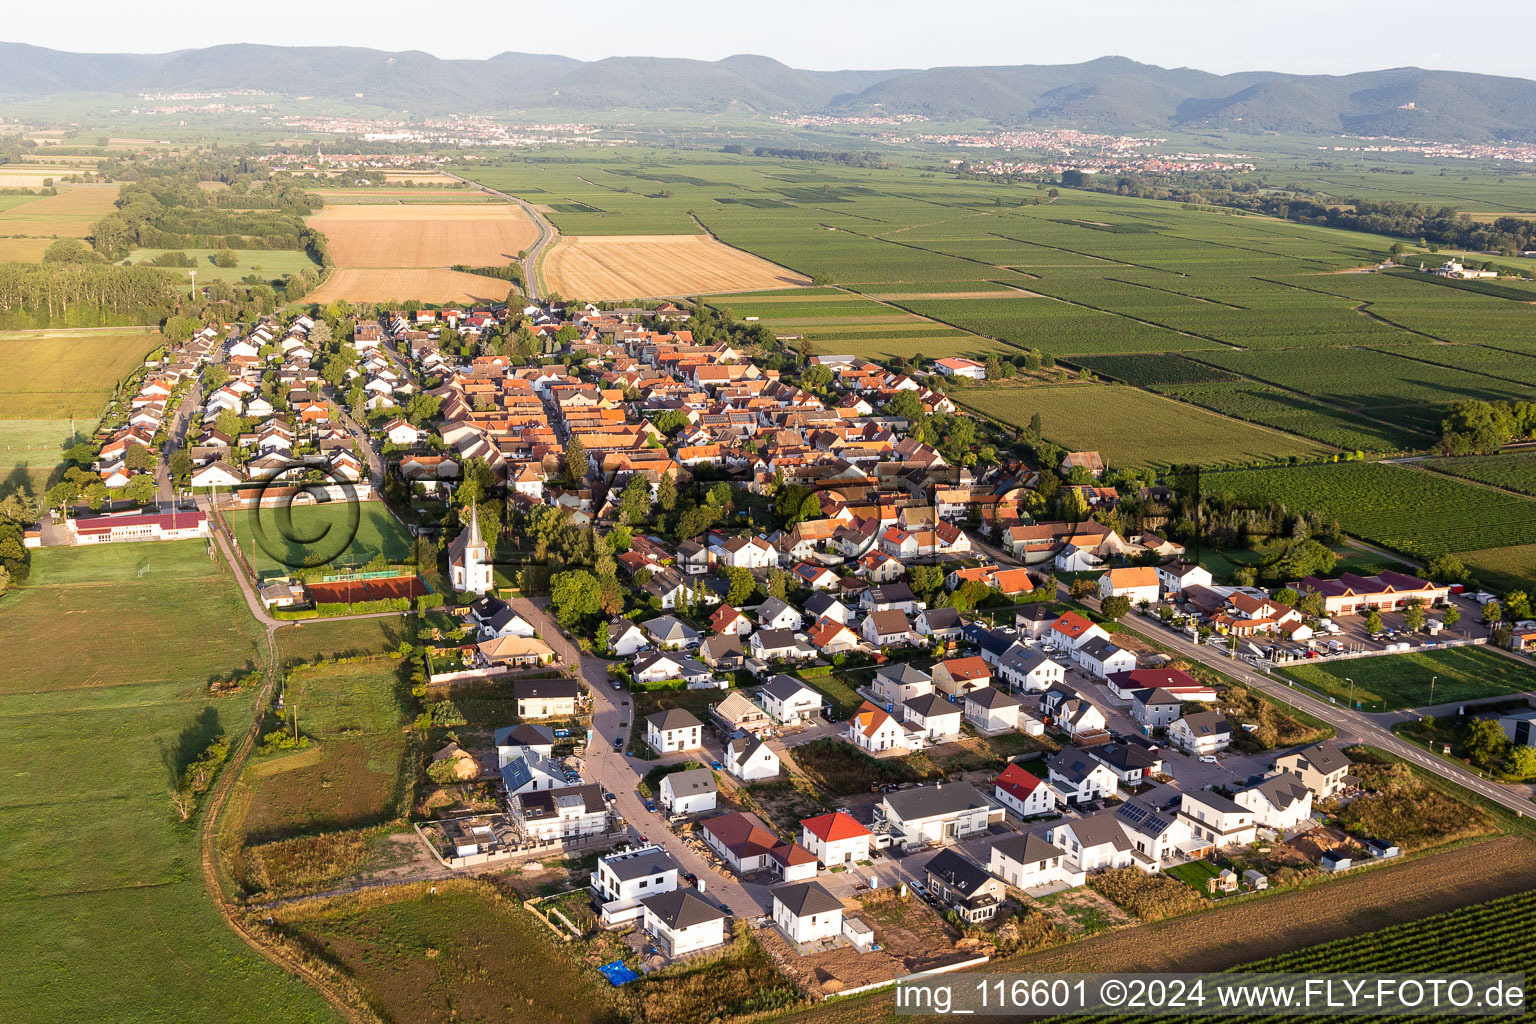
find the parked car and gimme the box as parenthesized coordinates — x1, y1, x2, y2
(1199, 755, 1219, 764)
(644, 798, 657, 812)
(614, 738, 624, 751)
(709, 759, 724, 771)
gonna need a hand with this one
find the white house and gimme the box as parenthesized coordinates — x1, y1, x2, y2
(993, 763, 1057, 819)
(1074, 637, 1137, 679)
(645, 709, 704, 754)
(1157, 559, 1212, 596)
(1235, 775, 1313, 830)
(1098, 566, 1160, 606)
(633, 651, 713, 686)
(877, 782, 997, 846)
(772, 881, 844, 945)
(870, 663, 933, 706)
(800, 811, 871, 867)
(758, 674, 824, 723)
(1049, 611, 1110, 652)
(996, 650, 1066, 693)
(932, 356, 987, 379)
(606, 619, 651, 657)
(964, 686, 1023, 734)
(1046, 750, 1119, 805)
(591, 845, 679, 927)
(1046, 812, 1135, 872)
(700, 811, 780, 874)
(659, 767, 717, 817)
(511, 784, 609, 843)
(724, 734, 781, 782)
(1179, 790, 1258, 847)
(640, 889, 728, 957)
(901, 693, 963, 743)
(757, 597, 805, 632)
(750, 628, 817, 663)
(846, 701, 909, 753)
(1131, 687, 1183, 730)
(989, 832, 1086, 890)
(1168, 711, 1233, 756)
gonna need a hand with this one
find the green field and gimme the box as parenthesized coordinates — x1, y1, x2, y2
(1456, 543, 1536, 594)
(0, 541, 339, 1024)
(127, 247, 321, 286)
(1277, 647, 1536, 711)
(1051, 889, 1536, 1024)
(1202, 462, 1536, 559)
(225, 501, 413, 575)
(0, 541, 266, 693)
(462, 153, 1536, 460)
(958, 383, 1332, 470)
(1421, 452, 1536, 497)
(235, 657, 411, 846)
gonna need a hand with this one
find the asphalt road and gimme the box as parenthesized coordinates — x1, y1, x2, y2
(508, 597, 770, 918)
(443, 172, 556, 301)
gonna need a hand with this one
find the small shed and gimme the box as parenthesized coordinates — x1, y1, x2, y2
(843, 916, 875, 951)
(1365, 838, 1400, 859)
(1320, 850, 1352, 873)
(1242, 869, 1268, 891)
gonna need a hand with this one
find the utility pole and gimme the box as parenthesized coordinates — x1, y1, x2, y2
(1346, 677, 1355, 709)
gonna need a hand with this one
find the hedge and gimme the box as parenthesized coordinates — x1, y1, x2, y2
(274, 608, 320, 620)
(314, 597, 411, 615)
(633, 677, 688, 692)
(417, 593, 445, 609)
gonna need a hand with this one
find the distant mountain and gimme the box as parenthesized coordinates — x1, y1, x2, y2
(2, 42, 1534, 142)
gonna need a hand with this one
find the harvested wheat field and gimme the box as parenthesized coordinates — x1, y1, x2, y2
(306, 268, 513, 305)
(542, 234, 811, 299)
(0, 184, 120, 237)
(0, 238, 53, 262)
(308, 203, 538, 268)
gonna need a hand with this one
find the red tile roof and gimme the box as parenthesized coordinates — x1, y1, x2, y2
(801, 811, 872, 842)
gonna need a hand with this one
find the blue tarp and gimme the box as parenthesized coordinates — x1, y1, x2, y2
(598, 960, 641, 986)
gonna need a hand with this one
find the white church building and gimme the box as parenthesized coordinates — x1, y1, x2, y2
(449, 505, 494, 595)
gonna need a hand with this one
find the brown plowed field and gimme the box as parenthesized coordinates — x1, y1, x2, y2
(307, 203, 538, 268)
(305, 268, 513, 305)
(542, 234, 811, 299)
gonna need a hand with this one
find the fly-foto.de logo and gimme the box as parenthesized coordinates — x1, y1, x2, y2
(247, 469, 363, 570)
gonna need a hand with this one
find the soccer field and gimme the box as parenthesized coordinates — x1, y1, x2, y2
(224, 501, 414, 575)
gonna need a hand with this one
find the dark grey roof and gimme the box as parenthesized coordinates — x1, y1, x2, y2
(753, 627, 803, 649)
(1242, 775, 1311, 810)
(1063, 810, 1132, 851)
(1004, 649, 1060, 675)
(701, 634, 745, 659)
(1114, 799, 1180, 839)
(641, 888, 727, 929)
(1183, 788, 1246, 815)
(1134, 687, 1179, 707)
(883, 782, 987, 821)
(605, 847, 679, 882)
(903, 692, 961, 718)
(1047, 750, 1105, 783)
(868, 582, 916, 603)
(876, 662, 931, 686)
(920, 607, 962, 630)
(512, 677, 582, 700)
(803, 592, 844, 618)
(1078, 636, 1127, 661)
(990, 832, 1062, 867)
(965, 686, 1021, 710)
(761, 673, 815, 700)
(662, 767, 717, 797)
(1178, 710, 1232, 737)
(1292, 741, 1352, 772)
(758, 596, 797, 622)
(925, 848, 996, 896)
(772, 880, 844, 918)
(1089, 742, 1158, 773)
(495, 723, 554, 748)
(516, 783, 604, 820)
(647, 708, 704, 732)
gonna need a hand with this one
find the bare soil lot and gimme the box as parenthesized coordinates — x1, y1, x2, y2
(542, 233, 811, 299)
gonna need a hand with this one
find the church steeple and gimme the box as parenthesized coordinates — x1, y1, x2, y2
(466, 503, 484, 549)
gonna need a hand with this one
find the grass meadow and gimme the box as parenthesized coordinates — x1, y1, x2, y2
(0, 541, 340, 1024)
(1277, 647, 1536, 711)
(224, 501, 414, 576)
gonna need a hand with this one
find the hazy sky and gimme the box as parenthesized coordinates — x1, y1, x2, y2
(8, 0, 1536, 80)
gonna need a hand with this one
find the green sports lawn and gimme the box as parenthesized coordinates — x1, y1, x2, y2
(225, 501, 413, 576)
(1277, 647, 1536, 712)
(0, 540, 340, 1023)
(127, 247, 322, 286)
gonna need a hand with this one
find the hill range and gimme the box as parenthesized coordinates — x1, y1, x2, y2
(4, 42, 1536, 142)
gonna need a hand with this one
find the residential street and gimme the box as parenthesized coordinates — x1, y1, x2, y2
(508, 597, 769, 918)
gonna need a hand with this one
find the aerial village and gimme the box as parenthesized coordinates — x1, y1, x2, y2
(32, 294, 1530, 994)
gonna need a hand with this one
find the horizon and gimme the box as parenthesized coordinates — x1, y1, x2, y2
(3, 0, 1535, 80)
